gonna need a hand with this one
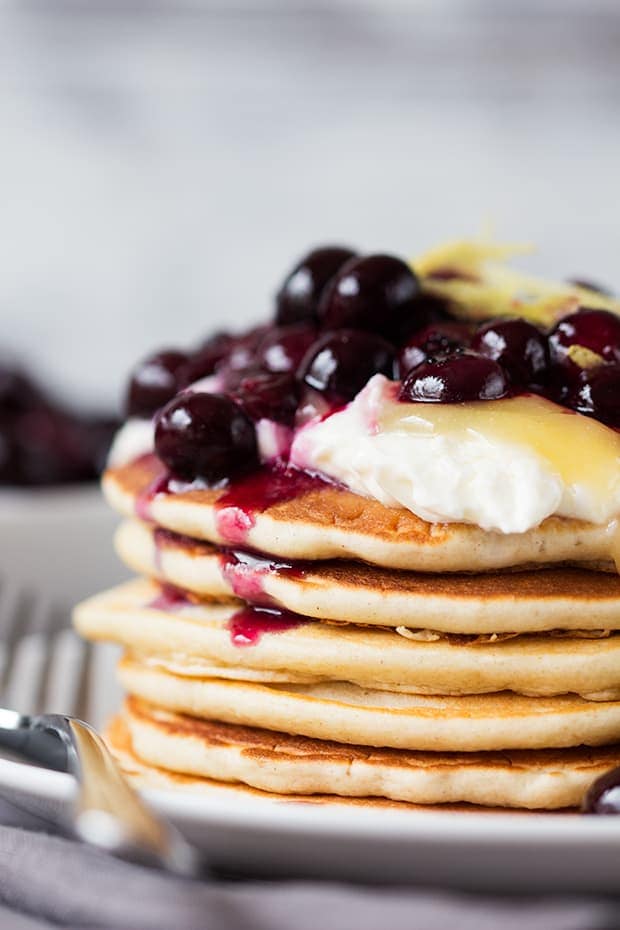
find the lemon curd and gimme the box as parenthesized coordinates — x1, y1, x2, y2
(381, 394, 620, 514)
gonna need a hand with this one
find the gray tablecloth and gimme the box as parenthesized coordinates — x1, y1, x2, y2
(0, 798, 618, 930)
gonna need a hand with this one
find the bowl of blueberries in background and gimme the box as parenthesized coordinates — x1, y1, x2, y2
(0, 362, 123, 608)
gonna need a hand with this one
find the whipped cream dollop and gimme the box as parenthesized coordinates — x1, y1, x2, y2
(107, 417, 155, 469)
(290, 375, 620, 534)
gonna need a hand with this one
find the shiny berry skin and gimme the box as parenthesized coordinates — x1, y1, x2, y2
(582, 766, 620, 814)
(224, 326, 270, 372)
(126, 350, 188, 418)
(470, 318, 549, 389)
(256, 324, 317, 373)
(232, 371, 299, 425)
(399, 351, 509, 404)
(320, 254, 421, 340)
(298, 329, 396, 403)
(548, 309, 620, 365)
(570, 363, 620, 428)
(398, 322, 470, 378)
(154, 392, 258, 483)
(275, 246, 357, 326)
(177, 333, 233, 386)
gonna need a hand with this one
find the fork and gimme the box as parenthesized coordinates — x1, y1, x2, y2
(0, 578, 203, 877)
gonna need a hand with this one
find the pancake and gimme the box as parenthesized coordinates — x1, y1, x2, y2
(117, 697, 620, 810)
(103, 457, 617, 573)
(74, 579, 620, 700)
(115, 519, 620, 634)
(117, 654, 620, 752)
(107, 714, 475, 811)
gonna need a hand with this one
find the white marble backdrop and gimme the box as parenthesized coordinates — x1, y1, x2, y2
(0, 0, 618, 406)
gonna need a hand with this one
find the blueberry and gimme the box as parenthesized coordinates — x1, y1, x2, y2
(232, 371, 299, 425)
(276, 246, 357, 326)
(177, 333, 234, 386)
(298, 329, 396, 403)
(399, 351, 509, 404)
(548, 309, 620, 366)
(471, 319, 549, 389)
(255, 324, 318, 373)
(398, 322, 470, 378)
(154, 392, 258, 483)
(319, 253, 421, 340)
(570, 363, 620, 428)
(126, 350, 188, 418)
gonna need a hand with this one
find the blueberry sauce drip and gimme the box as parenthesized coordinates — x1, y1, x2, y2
(134, 457, 169, 521)
(153, 525, 199, 550)
(147, 576, 309, 650)
(227, 604, 306, 646)
(136, 458, 333, 542)
(147, 582, 192, 611)
(219, 547, 307, 604)
(152, 524, 308, 604)
(215, 465, 333, 544)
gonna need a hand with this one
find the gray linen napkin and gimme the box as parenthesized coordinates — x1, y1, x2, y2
(0, 798, 618, 930)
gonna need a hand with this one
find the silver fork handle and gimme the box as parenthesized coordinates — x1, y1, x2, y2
(69, 720, 202, 877)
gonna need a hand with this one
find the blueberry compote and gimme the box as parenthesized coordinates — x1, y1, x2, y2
(177, 333, 234, 387)
(123, 243, 620, 502)
(155, 393, 258, 483)
(570, 363, 620, 428)
(214, 465, 333, 545)
(298, 329, 396, 403)
(232, 371, 299, 426)
(470, 319, 548, 391)
(398, 321, 470, 378)
(549, 308, 620, 367)
(227, 605, 306, 647)
(319, 254, 422, 340)
(148, 583, 192, 612)
(547, 309, 620, 403)
(0, 361, 117, 486)
(219, 546, 306, 604)
(127, 350, 188, 418)
(256, 324, 317, 374)
(399, 351, 509, 404)
(275, 246, 357, 326)
(582, 766, 620, 814)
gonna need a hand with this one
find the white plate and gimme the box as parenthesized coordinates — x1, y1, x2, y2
(1, 634, 619, 896)
(1, 743, 619, 893)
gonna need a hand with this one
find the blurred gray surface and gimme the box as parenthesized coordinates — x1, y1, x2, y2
(0, 1, 619, 406)
(0, 487, 125, 608)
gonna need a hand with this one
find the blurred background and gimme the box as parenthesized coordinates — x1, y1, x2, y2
(1, 0, 619, 408)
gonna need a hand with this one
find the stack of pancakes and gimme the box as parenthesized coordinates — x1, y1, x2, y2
(74, 453, 620, 810)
